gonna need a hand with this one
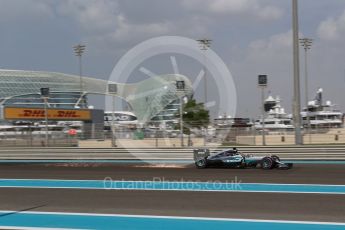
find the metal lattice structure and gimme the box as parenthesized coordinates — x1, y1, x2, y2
(0, 69, 192, 122)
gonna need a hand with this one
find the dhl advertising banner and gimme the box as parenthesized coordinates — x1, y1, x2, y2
(4, 107, 91, 120)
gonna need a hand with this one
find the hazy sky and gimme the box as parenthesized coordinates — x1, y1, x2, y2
(1, 0, 345, 118)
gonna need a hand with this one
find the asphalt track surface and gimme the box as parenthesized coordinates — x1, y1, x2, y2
(0, 163, 344, 224)
(0, 163, 345, 184)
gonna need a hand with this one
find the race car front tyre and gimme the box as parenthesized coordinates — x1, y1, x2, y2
(195, 159, 207, 169)
(261, 157, 274, 169)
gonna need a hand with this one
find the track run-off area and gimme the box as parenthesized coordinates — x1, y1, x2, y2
(0, 159, 344, 229)
(0, 211, 344, 230)
(1, 178, 345, 195)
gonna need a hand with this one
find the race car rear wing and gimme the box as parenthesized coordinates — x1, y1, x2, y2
(193, 149, 210, 161)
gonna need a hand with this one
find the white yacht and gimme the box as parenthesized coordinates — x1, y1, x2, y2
(214, 115, 252, 129)
(301, 88, 343, 128)
(255, 95, 294, 131)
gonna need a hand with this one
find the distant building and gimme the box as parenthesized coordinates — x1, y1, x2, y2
(0, 69, 193, 124)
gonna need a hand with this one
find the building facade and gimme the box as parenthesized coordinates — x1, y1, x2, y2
(0, 69, 193, 123)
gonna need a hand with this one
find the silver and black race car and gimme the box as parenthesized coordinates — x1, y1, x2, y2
(193, 148, 293, 169)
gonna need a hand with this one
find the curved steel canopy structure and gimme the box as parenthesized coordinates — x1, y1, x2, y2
(0, 69, 193, 122)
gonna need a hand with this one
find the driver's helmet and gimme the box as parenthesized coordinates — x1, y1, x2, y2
(232, 147, 238, 154)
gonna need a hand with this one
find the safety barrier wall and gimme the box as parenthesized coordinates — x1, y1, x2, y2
(1, 124, 345, 147)
(1, 146, 345, 160)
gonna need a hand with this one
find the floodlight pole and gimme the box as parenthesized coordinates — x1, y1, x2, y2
(44, 97, 49, 147)
(107, 84, 117, 147)
(258, 75, 267, 146)
(261, 87, 266, 146)
(111, 95, 117, 147)
(292, 0, 303, 145)
(300, 38, 313, 144)
(73, 44, 86, 107)
(197, 38, 212, 104)
(180, 96, 184, 147)
(40, 88, 50, 147)
(176, 80, 185, 147)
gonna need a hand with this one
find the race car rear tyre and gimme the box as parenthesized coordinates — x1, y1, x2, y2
(261, 157, 274, 170)
(195, 159, 207, 169)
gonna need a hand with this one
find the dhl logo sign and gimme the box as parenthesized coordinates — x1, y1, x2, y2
(20, 110, 81, 118)
(4, 108, 91, 120)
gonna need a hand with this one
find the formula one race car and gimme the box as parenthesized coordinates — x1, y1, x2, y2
(193, 148, 293, 169)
